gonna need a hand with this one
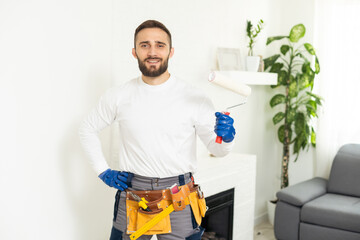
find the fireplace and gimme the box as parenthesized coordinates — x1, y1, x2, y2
(194, 152, 256, 239)
(201, 188, 234, 240)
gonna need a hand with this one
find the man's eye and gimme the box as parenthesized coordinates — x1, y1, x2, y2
(158, 44, 165, 48)
(141, 44, 149, 48)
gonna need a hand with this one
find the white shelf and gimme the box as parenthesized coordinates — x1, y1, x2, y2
(215, 70, 277, 85)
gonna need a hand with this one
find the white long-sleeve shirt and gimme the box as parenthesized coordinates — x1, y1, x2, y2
(79, 75, 234, 177)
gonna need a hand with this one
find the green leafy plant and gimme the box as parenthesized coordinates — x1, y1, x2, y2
(246, 19, 264, 56)
(264, 24, 323, 189)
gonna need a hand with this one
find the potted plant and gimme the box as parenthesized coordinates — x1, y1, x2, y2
(264, 23, 323, 224)
(246, 19, 264, 71)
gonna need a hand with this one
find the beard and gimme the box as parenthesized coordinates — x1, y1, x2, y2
(137, 55, 170, 77)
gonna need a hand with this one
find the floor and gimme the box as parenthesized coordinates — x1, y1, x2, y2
(253, 221, 276, 240)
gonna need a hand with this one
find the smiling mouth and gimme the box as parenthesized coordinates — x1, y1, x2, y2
(146, 58, 161, 65)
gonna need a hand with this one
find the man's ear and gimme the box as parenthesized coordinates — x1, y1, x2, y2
(169, 47, 175, 58)
(132, 48, 137, 59)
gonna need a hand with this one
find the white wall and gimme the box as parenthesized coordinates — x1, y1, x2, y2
(0, 0, 115, 239)
(0, 0, 316, 239)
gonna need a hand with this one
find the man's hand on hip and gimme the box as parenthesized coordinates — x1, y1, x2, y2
(98, 169, 133, 190)
(214, 112, 236, 143)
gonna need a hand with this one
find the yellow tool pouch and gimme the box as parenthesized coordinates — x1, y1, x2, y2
(198, 196, 207, 218)
(126, 192, 172, 235)
(188, 185, 207, 226)
(170, 184, 190, 211)
(126, 182, 207, 236)
(136, 207, 171, 234)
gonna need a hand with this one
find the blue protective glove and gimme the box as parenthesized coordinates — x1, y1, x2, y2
(214, 112, 236, 143)
(98, 169, 133, 190)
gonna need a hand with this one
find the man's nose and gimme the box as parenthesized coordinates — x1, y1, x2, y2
(147, 46, 157, 57)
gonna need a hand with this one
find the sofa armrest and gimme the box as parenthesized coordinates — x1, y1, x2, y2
(276, 177, 328, 207)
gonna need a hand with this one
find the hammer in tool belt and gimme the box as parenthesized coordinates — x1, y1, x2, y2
(128, 192, 151, 212)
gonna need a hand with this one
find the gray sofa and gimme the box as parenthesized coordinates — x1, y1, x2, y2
(274, 143, 360, 240)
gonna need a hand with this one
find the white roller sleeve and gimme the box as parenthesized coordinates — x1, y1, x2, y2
(208, 71, 252, 97)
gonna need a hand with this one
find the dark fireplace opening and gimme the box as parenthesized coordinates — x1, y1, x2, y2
(201, 188, 234, 240)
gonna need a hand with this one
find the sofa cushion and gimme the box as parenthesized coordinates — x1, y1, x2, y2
(301, 193, 360, 233)
(300, 223, 360, 240)
(328, 144, 360, 197)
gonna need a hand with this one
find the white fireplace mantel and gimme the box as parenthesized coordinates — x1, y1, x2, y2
(194, 152, 256, 240)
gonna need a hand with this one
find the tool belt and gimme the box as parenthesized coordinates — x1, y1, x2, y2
(126, 181, 207, 236)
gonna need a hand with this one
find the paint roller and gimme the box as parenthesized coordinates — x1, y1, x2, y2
(208, 71, 252, 143)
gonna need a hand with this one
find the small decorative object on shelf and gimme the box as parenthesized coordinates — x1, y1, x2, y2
(246, 19, 264, 72)
(258, 55, 264, 72)
(216, 48, 242, 71)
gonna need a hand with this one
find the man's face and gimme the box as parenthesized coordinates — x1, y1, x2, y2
(132, 28, 174, 77)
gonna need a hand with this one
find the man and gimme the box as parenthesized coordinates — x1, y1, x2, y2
(79, 20, 235, 240)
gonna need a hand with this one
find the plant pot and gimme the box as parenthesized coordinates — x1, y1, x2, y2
(267, 200, 276, 225)
(246, 56, 260, 72)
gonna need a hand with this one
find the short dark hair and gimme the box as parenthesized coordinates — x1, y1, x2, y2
(134, 20, 172, 48)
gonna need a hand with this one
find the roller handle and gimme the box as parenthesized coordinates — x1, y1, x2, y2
(215, 112, 230, 144)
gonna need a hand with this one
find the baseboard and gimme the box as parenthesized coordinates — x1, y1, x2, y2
(254, 212, 268, 226)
